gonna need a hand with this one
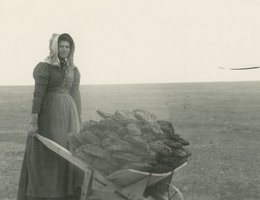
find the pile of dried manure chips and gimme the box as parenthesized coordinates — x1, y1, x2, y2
(69, 109, 191, 176)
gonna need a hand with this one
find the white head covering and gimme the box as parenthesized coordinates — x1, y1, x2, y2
(44, 33, 76, 68)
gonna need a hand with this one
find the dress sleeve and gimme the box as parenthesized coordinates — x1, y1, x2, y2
(31, 62, 49, 114)
(70, 67, 82, 123)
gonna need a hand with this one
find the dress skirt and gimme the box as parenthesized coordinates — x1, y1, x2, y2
(17, 91, 83, 200)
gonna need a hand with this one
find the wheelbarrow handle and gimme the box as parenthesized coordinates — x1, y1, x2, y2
(35, 134, 90, 172)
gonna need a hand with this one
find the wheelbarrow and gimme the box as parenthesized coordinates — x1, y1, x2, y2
(36, 134, 187, 200)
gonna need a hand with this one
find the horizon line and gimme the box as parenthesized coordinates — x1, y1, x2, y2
(0, 80, 259, 87)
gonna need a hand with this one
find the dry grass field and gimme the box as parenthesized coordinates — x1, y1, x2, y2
(0, 82, 259, 200)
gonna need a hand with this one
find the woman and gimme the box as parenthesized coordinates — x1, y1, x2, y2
(17, 33, 83, 200)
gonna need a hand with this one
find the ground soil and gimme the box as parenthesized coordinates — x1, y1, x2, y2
(1, 82, 259, 200)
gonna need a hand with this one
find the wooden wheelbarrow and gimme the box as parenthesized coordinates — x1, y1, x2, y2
(36, 134, 187, 200)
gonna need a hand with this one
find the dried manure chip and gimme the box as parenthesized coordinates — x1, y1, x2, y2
(78, 144, 110, 159)
(126, 123, 142, 136)
(76, 130, 100, 145)
(112, 152, 142, 162)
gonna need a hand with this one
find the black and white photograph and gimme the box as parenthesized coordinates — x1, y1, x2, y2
(0, 0, 259, 200)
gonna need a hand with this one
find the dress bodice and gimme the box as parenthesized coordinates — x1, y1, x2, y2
(31, 62, 81, 116)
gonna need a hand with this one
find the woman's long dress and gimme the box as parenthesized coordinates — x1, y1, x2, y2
(17, 62, 83, 200)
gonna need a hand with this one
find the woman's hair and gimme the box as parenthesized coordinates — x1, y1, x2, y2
(58, 33, 74, 48)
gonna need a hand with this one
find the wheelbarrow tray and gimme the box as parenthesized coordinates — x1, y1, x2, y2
(36, 134, 186, 200)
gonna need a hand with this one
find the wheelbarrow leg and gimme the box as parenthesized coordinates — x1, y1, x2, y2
(81, 168, 94, 200)
(121, 175, 151, 200)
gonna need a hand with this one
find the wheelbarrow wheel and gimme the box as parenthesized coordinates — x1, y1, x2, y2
(144, 184, 184, 200)
(168, 184, 185, 200)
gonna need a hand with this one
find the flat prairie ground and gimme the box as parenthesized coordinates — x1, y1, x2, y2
(0, 82, 259, 200)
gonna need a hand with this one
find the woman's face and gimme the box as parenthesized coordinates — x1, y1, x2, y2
(58, 40, 70, 59)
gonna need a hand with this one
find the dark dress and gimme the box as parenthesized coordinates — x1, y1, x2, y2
(17, 62, 83, 200)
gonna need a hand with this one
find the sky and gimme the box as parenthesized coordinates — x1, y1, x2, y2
(0, 0, 260, 85)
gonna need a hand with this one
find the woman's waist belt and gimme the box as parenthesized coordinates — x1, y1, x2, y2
(47, 88, 70, 94)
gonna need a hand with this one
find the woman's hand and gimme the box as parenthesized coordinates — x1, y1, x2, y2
(28, 122, 38, 137)
(28, 113, 39, 137)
